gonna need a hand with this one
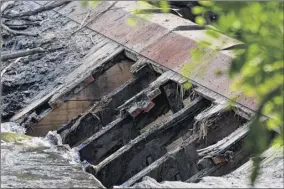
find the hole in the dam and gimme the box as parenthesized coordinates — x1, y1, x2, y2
(27, 55, 135, 137)
(93, 96, 212, 187)
(78, 82, 180, 165)
(195, 109, 247, 149)
(91, 101, 248, 187)
(57, 64, 160, 148)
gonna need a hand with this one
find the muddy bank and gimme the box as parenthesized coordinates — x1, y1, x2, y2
(1, 1, 95, 120)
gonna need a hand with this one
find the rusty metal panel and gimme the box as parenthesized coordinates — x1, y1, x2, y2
(174, 30, 242, 51)
(55, 1, 257, 111)
(141, 32, 198, 69)
(236, 94, 258, 111)
(87, 7, 170, 52)
(56, 1, 170, 52)
(192, 52, 233, 96)
(143, 31, 257, 110)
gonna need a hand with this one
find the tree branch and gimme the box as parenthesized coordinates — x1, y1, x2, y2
(1, 23, 38, 36)
(1, 57, 21, 77)
(1, 1, 15, 14)
(9, 1, 70, 18)
(1, 47, 45, 61)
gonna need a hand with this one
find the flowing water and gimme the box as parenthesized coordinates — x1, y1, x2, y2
(1, 122, 105, 188)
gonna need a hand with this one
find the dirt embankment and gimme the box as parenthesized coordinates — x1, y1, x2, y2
(1, 1, 95, 120)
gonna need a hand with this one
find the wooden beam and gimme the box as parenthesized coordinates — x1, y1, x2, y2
(77, 92, 170, 165)
(162, 81, 184, 113)
(92, 97, 210, 187)
(121, 138, 198, 187)
(58, 65, 158, 147)
(187, 124, 251, 183)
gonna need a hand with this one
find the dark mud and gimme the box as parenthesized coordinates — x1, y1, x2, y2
(1, 1, 95, 120)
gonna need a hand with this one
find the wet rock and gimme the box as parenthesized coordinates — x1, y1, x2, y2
(1, 138, 105, 188)
(45, 131, 62, 146)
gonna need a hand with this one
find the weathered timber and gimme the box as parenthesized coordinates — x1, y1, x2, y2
(61, 71, 185, 151)
(1, 57, 22, 77)
(162, 80, 184, 113)
(60, 113, 102, 147)
(194, 86, 253, 120)
(49, 47, 125, 109)
(77, 92, 171, 165)
(1, 47, 44, 61)
(9, 1, 70, 18)
(92, 97, 211, 187)
(22, 47, 129, 134)
(186, 164, 223, 183)
(94, 64, 158, 125)
(1, 1, 15, 14)
(58, 64, 158, 147)
(187, 124, 251, 183)
(197, 124, 249, 158)
(120, 138, 199, 187)
(193, 104, 247, 149)
(92, 99, 248, 187)
(11, 41, 122, 125)
(188, 147, 250, 183)
(117, 70, 187, 112)
(1, 23, 38, 37)
(57, 115, 82, 134)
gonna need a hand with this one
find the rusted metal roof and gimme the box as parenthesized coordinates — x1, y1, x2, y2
(53, 1, 255, 110)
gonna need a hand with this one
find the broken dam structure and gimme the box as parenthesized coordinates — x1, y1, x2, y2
(1, 1, 282, 188)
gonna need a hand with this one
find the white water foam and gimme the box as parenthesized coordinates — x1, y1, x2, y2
(1, 122, 26, 134)
(1, 122, 82, 166)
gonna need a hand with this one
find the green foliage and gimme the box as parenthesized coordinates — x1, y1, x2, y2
(129, 1, 284, 185)
(190, 1, 283, 184)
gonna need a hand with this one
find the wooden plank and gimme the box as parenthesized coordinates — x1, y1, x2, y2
(92, 97, 210, 187)
(121, 138, 198, 187)
(78, 92, 170, 165)
(197, 124, 249, 157)
(49, 45, 123, 107)
(187, 124, 250, 183)
(162, 81, 184, 113)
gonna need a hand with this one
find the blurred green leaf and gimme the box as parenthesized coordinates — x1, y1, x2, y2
(192, 6, 205, 15)
(81, 1, 88, 8)
(159, 1, 170, 13)
(127, 16, 137, 27)
(195, 16, 206, 26)
(199, 1, 214, 7)
(89, 1, 99, 7)
(183, 81, 192, 90)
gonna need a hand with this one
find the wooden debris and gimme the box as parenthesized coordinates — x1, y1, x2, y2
(70, 1, 117, 35)
(1, 1, 15, 14)
(1, 23, 38, 36)
(1, 57, 21, 77)
(9, 1, 70, 18)
(1, 47, 44, 61)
